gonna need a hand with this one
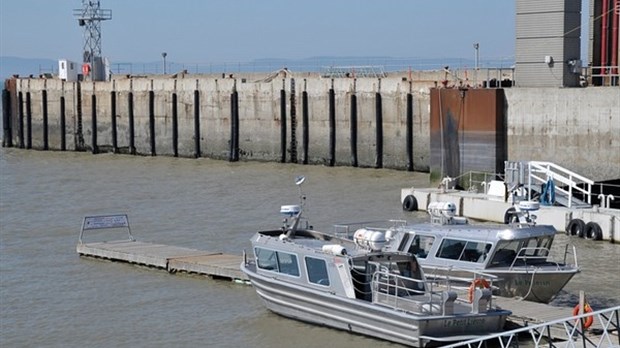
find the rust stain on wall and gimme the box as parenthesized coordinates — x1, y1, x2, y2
(430, 88, 506, 183)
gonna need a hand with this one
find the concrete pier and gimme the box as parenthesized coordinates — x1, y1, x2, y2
(2, 71, 619, 181)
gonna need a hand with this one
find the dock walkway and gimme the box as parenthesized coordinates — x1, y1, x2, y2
(77, 240, 248, 282)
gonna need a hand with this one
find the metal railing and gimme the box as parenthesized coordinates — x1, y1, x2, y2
(507, 245, 578, 272)
(504, 161, 595, 208)
(527, 161, 594, 208)
(371, 271, 436, 313)
(441, 305, 620, 348)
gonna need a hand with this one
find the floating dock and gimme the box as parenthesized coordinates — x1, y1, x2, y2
(77, 239, 248, 282)
(76, 214, 248, 282)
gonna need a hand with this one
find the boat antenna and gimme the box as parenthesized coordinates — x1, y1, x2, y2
(286, 176, 306, 237)
(295, 175, 306, 207)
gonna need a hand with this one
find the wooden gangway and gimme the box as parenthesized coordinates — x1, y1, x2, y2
(76, 214, 248, 282)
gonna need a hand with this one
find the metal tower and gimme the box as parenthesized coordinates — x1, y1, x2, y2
(73, 0, 112, 80)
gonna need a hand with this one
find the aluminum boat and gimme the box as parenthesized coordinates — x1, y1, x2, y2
(240, 177, 510, 347)
(336, 201, 580, 303)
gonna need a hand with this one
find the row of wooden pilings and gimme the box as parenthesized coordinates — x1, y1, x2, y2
(2, 79, 416, 171)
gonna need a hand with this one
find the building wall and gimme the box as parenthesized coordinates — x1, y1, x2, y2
(515, 0, 582, 87)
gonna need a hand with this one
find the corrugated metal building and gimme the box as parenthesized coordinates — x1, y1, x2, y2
(515, 0, 582, 87)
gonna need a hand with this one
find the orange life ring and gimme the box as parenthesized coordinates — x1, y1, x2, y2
(82, 63, 91, 76)
(572, 303, 594, 329)
(468, 278, 491, 303)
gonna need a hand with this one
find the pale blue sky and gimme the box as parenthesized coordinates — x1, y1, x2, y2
(0, 0, 590, 65)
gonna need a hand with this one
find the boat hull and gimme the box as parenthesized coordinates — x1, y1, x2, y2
(243, 264, 509, 348)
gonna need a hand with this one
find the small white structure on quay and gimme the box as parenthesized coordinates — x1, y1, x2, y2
(58, 59, 79, 81)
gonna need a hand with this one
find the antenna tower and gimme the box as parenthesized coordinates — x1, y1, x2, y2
(73, 1, 112, 79)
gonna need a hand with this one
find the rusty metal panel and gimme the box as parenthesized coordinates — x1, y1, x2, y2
(430, 88, 506, 184)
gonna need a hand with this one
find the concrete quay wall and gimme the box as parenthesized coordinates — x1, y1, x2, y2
(7, 74, 432, 170)
(504, 87, 620, 181)
(3, 73, 619, 181)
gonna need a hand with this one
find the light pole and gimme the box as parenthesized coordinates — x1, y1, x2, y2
(473, 43, 479, 87)
(162, 52, 167, 74)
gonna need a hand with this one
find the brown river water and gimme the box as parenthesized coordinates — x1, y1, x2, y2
(1, 148, 618, 347)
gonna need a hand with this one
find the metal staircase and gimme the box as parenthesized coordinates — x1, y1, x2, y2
(504, 161, 594, 209)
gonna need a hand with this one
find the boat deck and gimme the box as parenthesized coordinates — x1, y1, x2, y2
(76, 239, 249, 282)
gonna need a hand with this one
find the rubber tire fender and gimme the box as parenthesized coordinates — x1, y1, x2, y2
(402, 195, 418, 211)
(566, 219, 586, 237)
(585, 221, 603, 241)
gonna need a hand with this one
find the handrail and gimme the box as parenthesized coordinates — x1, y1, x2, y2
(440, 305, 620, 348)
(528, 161, 594, 207)
(528, 161, 595, 185)
(421, 265, 498, 308)
(563, 244, 579, 269)
(509, 247, 555, 270)
(371, 271, 440, 314)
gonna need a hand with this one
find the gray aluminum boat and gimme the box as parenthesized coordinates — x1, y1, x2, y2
(338, 201, 580, 303)
(240, 177, 510, 347)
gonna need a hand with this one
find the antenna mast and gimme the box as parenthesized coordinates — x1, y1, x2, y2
(73, 0, 112, 81)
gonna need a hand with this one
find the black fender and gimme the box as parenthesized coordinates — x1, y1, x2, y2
(566, 218, 586, 237)
(585, 221, 603, 241)
(402, 195, 418, 211)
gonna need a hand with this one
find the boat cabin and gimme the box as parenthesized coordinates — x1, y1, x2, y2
(391, 223, 558, 270)
(252, 229, 427, 301)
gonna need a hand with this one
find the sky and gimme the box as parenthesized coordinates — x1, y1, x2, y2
(0, 0, 590, 66)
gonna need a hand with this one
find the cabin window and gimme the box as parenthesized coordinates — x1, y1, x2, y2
(523, 238, 539, 256)
(462, 241, 493, 263)
(436, 239, 466, 260)
(305, 257, 330, 286)
(489, 241, 520, 267)
(520, 237, 551, 260)
(407, 235, 435, 259)
(255, 248, 278, 271)
(436, 239, 492, 263)
(255, 247, 300, 276)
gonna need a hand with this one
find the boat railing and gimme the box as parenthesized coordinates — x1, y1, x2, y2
(371, 270, 494, 316)
(509, 247, 551, 269)
(422, 265, 499, 305)
(563, 244, 579, 269)
(508, 246, 578, 271)
(371, 270, 446, 315)
(332, 220, 407, 239)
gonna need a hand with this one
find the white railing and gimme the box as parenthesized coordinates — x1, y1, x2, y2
(441, 305, 620, 348)
(527, 161, 594, 208)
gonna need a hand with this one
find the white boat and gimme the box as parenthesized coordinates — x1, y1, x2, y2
(336, 201, 580, 303)
(241, 177, 510, 347)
